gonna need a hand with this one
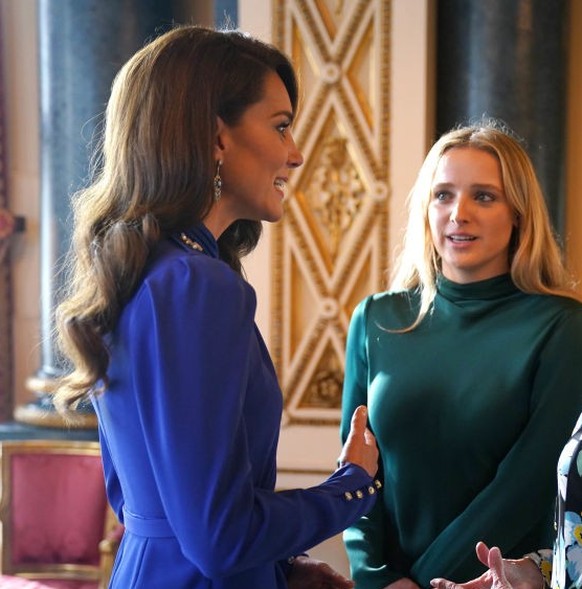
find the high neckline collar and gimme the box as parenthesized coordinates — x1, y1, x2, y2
(437, 273, 519, 301)
(175, 223, 219, 259)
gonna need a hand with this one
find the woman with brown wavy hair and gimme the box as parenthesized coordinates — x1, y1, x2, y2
(54, 25, 379, 589)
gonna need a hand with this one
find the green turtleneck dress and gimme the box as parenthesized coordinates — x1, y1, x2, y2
(341, 274, 582, 589)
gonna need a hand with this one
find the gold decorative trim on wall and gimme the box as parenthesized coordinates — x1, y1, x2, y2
(272, 0, 391, 424)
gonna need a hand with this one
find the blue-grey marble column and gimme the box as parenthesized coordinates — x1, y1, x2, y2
(436, 0, 568, 234)
(16, 0, 186, 427)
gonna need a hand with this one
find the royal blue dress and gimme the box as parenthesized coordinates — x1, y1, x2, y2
(93, 224, 377, 588)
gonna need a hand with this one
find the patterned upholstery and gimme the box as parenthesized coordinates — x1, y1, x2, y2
(0, 440, 120, 589)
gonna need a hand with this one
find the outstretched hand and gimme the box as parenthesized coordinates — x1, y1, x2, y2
(338, 405, 378, 477)
(430, 542, 543, 589)
(287, 555, 354, 589)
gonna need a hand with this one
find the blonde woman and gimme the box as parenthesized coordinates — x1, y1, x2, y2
(341, 120, 582, 589)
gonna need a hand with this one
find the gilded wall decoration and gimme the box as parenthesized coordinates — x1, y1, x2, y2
(272, 0, 391, 424)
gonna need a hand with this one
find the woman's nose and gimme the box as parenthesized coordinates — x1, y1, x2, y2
(288, 138, 304, 169)
(450, 197, 469, 224)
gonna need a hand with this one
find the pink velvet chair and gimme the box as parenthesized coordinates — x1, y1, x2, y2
(0, 440, 121, 589)
(0, 578, 57, 588)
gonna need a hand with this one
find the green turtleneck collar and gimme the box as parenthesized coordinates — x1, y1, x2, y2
(436, 273, 519, 302)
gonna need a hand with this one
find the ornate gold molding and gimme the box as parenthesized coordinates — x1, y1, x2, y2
(273, 0, 391, 424)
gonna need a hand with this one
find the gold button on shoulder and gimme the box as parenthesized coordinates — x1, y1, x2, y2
(344, 491, 353, 501)
(356, 490, 364, 499)
(368, 486, 376, 495)
(374, 479, 382, 489)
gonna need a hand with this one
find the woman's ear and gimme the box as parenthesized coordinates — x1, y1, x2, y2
(214, 116, 227, 160)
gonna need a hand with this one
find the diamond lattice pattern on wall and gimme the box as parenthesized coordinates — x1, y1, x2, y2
(272, 0, 391, 424)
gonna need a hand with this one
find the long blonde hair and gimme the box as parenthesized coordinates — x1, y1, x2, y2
(390, 120, 580, 331)
(53, 25, 299, 411)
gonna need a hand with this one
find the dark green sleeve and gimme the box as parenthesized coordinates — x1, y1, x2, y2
(341, 298, 405, 589)
(412, 310, 582, 587)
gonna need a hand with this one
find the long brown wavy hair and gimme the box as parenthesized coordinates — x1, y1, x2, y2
(390, 119, 581, 331)
(53, 25, 298, 411)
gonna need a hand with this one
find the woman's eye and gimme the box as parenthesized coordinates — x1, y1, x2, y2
(277, 121, 291, 136)
(434, 191, 449, 201)
(475, 192, 494, 202)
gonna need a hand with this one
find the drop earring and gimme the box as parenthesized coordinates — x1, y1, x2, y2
(213, 160, 222, 202)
